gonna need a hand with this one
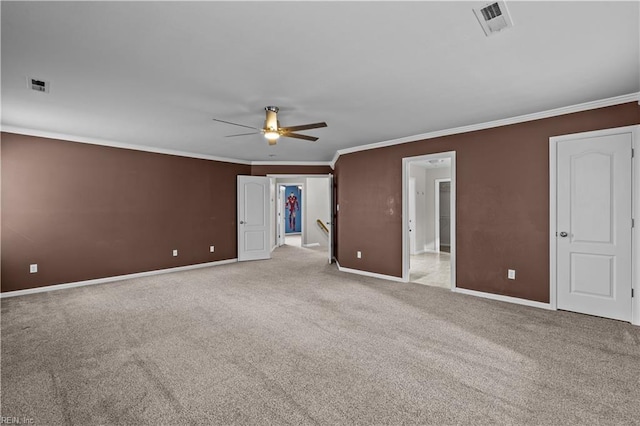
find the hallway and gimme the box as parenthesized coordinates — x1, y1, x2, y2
(410, 252, 451, 288)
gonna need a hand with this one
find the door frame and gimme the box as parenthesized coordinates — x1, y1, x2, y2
(402, 152, 456, 287)
(408, 177, 417, 255)
(549, 125, 639, 325)
(268, 174, 334, 262)
(434, 178, 452, 253)
(280, 181, 305, 241)
(277, 184, 285, 248)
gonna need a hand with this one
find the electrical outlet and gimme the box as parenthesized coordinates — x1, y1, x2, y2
(30, 264, 38, 273)
(173, 249, 178, 257)
(508, 269, 516, 280)
(357, 251, 362, 259)
(210, 245, 215, 253)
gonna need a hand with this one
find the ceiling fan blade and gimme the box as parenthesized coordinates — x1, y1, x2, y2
(225, 132, 262, 137)
(212, 118, 259, 131)
(279, 122, 327, 132)
(283, 133, 319, 142)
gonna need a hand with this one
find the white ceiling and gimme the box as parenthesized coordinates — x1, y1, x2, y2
(2, 1, 638, 163)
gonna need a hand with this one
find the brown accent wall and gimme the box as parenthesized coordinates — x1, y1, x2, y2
(1, 133, 251, 292)
(251, 165, 332, 176)
(334, 103, 640, 303)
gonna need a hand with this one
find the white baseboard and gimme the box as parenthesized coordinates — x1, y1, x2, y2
(0, 259, 238, 298)
(303, 242, 320, 248)
(334, 260, 556, 311)
(452, 287, 553, 310)
(336, 261, 405, 283)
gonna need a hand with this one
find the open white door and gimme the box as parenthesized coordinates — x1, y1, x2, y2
(556, 132, 632, 321)
(328, 175, 334, 263)
(238, 176, 271, 261)
(277, 185, 285, 247)
(408, 177, 416, 255)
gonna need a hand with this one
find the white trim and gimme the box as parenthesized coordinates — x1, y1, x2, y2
(453, 288, 553, 311)
(549, 125, 639, 326)
(303, 243, 320, 248)
(0, 258, 238, 299)
(277, 185, 285, 247)
(1, 126, 252, 165)
(634, 126, 640, 326)
(267, 174, 331, 178)
(1, 126, 333, 168)
(251, 160, 332, 167)
(434, 178, 451, 253)
(328, 173, 334, 264)
(402, 152, 456, 288)
(549, 135, 558, 311)
(330, 151, 340, 170)
(336, 262, 405, 283)
(336, 92, 640, 158)
(408, 177, 417, 255)
(5, 93, 637, 167)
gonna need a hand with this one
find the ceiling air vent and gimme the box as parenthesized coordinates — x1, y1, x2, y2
(27, 77, 50, 93)
(473, 1, 514, 36)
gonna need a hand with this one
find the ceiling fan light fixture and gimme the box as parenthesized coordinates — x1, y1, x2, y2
(264, 130, 280, 141)
(213, 105, 326, 145)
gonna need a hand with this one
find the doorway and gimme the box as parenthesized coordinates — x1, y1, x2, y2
(402, 153, 456, 289)
(282, 184, 303, 247)
(271, 175, 333, 263)
(435, 178, 452, 253)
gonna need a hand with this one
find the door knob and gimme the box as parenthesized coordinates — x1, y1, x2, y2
(240, 221, 245, 225)
(559, 232, 568, 237)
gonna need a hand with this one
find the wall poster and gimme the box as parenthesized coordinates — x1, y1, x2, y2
(284, 185, 301, 234)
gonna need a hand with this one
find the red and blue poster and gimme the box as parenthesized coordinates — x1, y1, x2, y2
(284, 185, 301, 234)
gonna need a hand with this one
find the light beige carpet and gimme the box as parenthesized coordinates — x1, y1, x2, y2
(2, 245, 639, 425)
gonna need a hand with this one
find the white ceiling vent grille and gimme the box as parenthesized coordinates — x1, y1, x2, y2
(473, 1, 514, 36)
(27, 77, 50, 93)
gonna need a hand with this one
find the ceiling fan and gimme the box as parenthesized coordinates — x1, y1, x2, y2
(213, 106, 327, 145)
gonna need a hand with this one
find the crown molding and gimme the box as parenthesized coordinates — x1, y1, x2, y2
(0, 125, 253, 165)
(329, 150, 340, 169)
(250, 160, 332, 167)
(335, 92, 640, 158)
(4, 92, 638, 167)
(1, 125, 335, 168)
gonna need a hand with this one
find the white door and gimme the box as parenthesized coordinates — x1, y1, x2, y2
(409, 177, 416, 255)
(238, 176, 271, 261)
(327, 175, 334, 263)
(556, 133, 632, 321)
(277, 186, 285, 247)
